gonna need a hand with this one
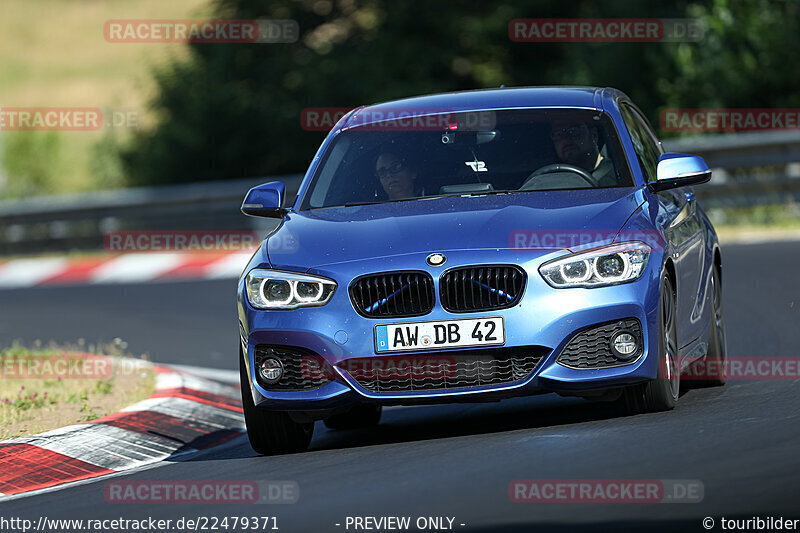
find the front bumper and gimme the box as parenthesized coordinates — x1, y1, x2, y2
(238, 248, 662, 410)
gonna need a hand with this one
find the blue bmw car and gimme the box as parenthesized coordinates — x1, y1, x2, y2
(237, 87, 727, 455)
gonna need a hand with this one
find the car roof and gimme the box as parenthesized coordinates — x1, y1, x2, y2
(341, 86, 629, 129)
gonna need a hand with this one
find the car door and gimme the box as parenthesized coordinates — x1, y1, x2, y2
(619, 102, 706, 347)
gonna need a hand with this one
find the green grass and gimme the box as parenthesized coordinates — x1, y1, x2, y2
(0, 0, 212, 198)
(707, 204, 800, 230)
(0, 340, 155, 440)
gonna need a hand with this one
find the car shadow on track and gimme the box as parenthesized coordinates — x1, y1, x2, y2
(184, 386, 712, 462)
(309, 393, 660, 452)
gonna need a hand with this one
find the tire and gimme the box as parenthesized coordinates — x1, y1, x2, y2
(239, 353, 313, 455)
(692, 265, 727, 387)
(621, 275, 680, 413)
(324, 404, 382, 430)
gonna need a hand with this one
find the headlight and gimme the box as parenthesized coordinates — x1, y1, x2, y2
(246, 269, 337, 309)
(539, 242, 651, 288)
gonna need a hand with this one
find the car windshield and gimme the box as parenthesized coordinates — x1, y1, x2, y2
(301, 108, 633, 210)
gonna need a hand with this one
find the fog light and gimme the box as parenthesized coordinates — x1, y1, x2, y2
(610, 331, 638, 360)
(259, 357, 284, 384)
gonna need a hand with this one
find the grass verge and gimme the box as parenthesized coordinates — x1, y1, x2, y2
(0, 340, 155, 441)
(0, 0, 211, 198)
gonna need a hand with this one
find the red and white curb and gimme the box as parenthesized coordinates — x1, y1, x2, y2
(0, 361, 244, 499)
(0, 251, 253, 289)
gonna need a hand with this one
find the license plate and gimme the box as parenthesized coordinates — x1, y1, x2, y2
(375, 317, 505, 353)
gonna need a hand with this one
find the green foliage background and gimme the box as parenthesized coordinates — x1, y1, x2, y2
(119, 0, 800, 186)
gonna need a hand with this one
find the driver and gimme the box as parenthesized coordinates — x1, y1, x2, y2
(550, 118, 616, 186)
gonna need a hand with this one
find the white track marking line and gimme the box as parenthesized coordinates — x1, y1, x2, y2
(121, 397, 244, 429)
(0, 257, 69, 288)
(156, 372, 239, 399)
(89, 253, 187, 284)
(204, 251, 253, 279)
(164, 363, 239, 383)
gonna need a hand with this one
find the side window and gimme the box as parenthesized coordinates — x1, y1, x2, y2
(620, 104, 661, 182)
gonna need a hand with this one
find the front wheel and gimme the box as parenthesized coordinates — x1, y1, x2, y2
(239, 353, 313, 455)
(692, 265, 727, 387)
(621, 275, 680, 413)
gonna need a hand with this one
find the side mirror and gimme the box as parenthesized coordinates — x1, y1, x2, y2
(241, 181, 287, 218)
(650, 153, 712, 192)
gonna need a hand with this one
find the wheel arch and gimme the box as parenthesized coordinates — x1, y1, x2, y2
(713, 246, 722, 282)
(663, 257, 677, 298)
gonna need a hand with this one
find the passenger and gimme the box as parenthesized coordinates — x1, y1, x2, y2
(375, 151, 418, 200)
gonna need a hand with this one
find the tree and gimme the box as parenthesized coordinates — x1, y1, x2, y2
(121, 0, 800, 186)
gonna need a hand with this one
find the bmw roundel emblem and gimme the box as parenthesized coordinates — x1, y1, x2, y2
(426, 253, 446, 267)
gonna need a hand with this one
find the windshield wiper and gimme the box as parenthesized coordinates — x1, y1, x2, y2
(462, 190, 513, 197)
(343, 201, 383, 207)
(316, 191, 515, 210)
(338, 198, 408, 207)
(415, 191, 514, 202)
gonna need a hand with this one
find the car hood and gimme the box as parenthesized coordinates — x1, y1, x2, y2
(267, 188, 646, 270)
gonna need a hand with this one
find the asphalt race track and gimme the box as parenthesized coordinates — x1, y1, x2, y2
(1, 240, 799, 531)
